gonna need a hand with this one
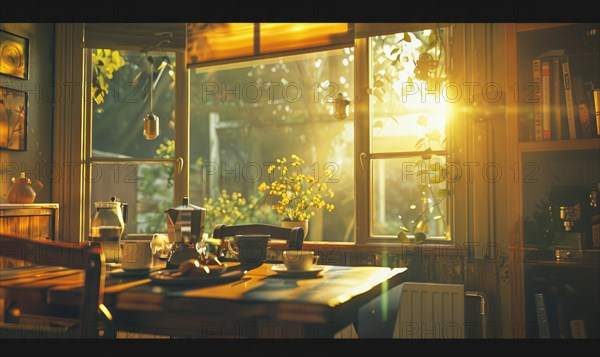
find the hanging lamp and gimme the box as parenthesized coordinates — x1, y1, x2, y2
(143, 53, 159, 140)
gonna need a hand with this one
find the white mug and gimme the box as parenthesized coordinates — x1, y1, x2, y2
(120, 239, 153, 270)
(283, 250, 319, 271)
(150, 233, 171, 259)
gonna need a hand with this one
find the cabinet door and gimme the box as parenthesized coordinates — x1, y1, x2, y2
(0, 205, 58, 268)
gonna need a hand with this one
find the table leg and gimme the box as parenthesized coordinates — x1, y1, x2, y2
(355, 284, 402, 338)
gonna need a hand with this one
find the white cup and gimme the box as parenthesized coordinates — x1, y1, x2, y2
(150, 233, 171, 259)
(283, 250, 319, 271)
(120, 239, 153, 270)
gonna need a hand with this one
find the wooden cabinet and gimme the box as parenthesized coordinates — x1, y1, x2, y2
(0, 203, 59, 268)
(506, 23, 600, 338)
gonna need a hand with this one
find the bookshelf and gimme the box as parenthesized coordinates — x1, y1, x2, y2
(506, 23, 600, 339)
(518, 137, 600, 152)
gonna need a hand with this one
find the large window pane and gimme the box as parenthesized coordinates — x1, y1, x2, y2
(91, 49, 175, 159)
(372, 156, 448, 238)
(369, 28, 450, 241)
(370, 29, 448, 153)
(190, 48, 355, 242)
(90, 163, 174, 235)
(89, 48, 177, 236)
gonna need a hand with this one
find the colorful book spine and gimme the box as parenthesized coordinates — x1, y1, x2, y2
(532, 58, 543, 141)
(594, 89, 600, 136)
(570, 320, 587, 338)
(550, 286, 569, 338)
(573, 76, 593, 138)
(541, 61, 551, 140)
(583, 81, 598, 136)
(534, 293, 551, 338)
(592, 223, 600, 248)
(551, 58, 563, 140)
(561, 58, 578, 139)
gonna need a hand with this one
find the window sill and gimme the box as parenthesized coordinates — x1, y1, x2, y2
(207, 238, 467, 256)
(281, 241, 466, 256)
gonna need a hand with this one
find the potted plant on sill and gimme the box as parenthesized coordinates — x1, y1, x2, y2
(258, 154, 335, 238)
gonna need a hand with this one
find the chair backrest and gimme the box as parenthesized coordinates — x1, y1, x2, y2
(212, 223, 304, 250)
(0, 233, 112, 338)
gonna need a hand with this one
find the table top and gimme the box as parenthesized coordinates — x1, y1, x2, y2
(0, 262, 408, 337)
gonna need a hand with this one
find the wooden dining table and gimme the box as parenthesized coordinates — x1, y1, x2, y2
(0, 261, 408, 338)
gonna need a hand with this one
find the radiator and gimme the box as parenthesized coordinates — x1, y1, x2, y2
(334, 282, 465, 339)
(394, 282, 465, 338)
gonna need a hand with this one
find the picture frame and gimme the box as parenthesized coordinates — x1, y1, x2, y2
(0, 86, 27, 151)
(0, 30, 29, 80)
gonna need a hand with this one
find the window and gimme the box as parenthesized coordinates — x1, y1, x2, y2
(358, 27, 452, 243)
(189, 49, 355, 242)
(85, 47, 182, 236)
(76, 23, 460, 246)
(188, 24, 455, 244)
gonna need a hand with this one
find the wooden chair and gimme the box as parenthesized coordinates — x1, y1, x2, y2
(212, 224, 304, 262)
(0, 233, 114, 338)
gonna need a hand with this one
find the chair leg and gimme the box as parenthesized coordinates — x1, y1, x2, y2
(97, 304, 116, 338)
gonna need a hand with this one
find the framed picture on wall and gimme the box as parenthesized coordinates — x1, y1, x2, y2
(0, 30, 29, 80)
(0, 86, 27, 151)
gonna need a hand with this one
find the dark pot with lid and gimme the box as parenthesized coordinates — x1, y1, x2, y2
(164, 197, 206, 267)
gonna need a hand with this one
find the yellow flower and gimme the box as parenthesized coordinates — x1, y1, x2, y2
(258, 154, 336, 222)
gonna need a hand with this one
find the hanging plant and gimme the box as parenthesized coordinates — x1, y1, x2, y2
(91, 49, 127, 105)
(368, 26, 451, 241)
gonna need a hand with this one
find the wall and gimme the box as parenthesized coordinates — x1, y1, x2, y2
(0, 23, 55, 204)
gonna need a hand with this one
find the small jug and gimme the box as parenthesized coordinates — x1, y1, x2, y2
(7, 172, 43, 204)
(90, 196, 128, 263)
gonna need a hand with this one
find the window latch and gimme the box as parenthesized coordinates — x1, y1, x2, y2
(176, 156, 184, 174)
(360, 152, 367, 173)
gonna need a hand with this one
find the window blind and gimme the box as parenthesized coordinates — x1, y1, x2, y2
(84, 23, 185, 51)
(186, 23, 354, 68)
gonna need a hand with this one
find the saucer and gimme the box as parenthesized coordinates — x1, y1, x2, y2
(109, 268, 151, 278)
(149, 267, 243, 286)
(271, 265, 324, 279)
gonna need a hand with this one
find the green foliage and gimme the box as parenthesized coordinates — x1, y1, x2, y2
(368, 27, 450, 241)
(92, 49, 126, 105)
(203, 189, 278, 235)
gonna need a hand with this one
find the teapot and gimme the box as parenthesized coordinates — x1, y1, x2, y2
(7, 172, 44, 204)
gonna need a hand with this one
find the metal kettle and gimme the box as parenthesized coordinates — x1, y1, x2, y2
(91, 196, 128, 235)
(165, 197, 206, 245)
(164, 197, 206, 267)
(90, 196, 128, 263)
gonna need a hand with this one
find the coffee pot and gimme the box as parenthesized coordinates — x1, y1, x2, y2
(90, 196, 128, 263)
(548, 185, 592, 258)
(164, 197, 206, 268)
(7, 172, 44, 204)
